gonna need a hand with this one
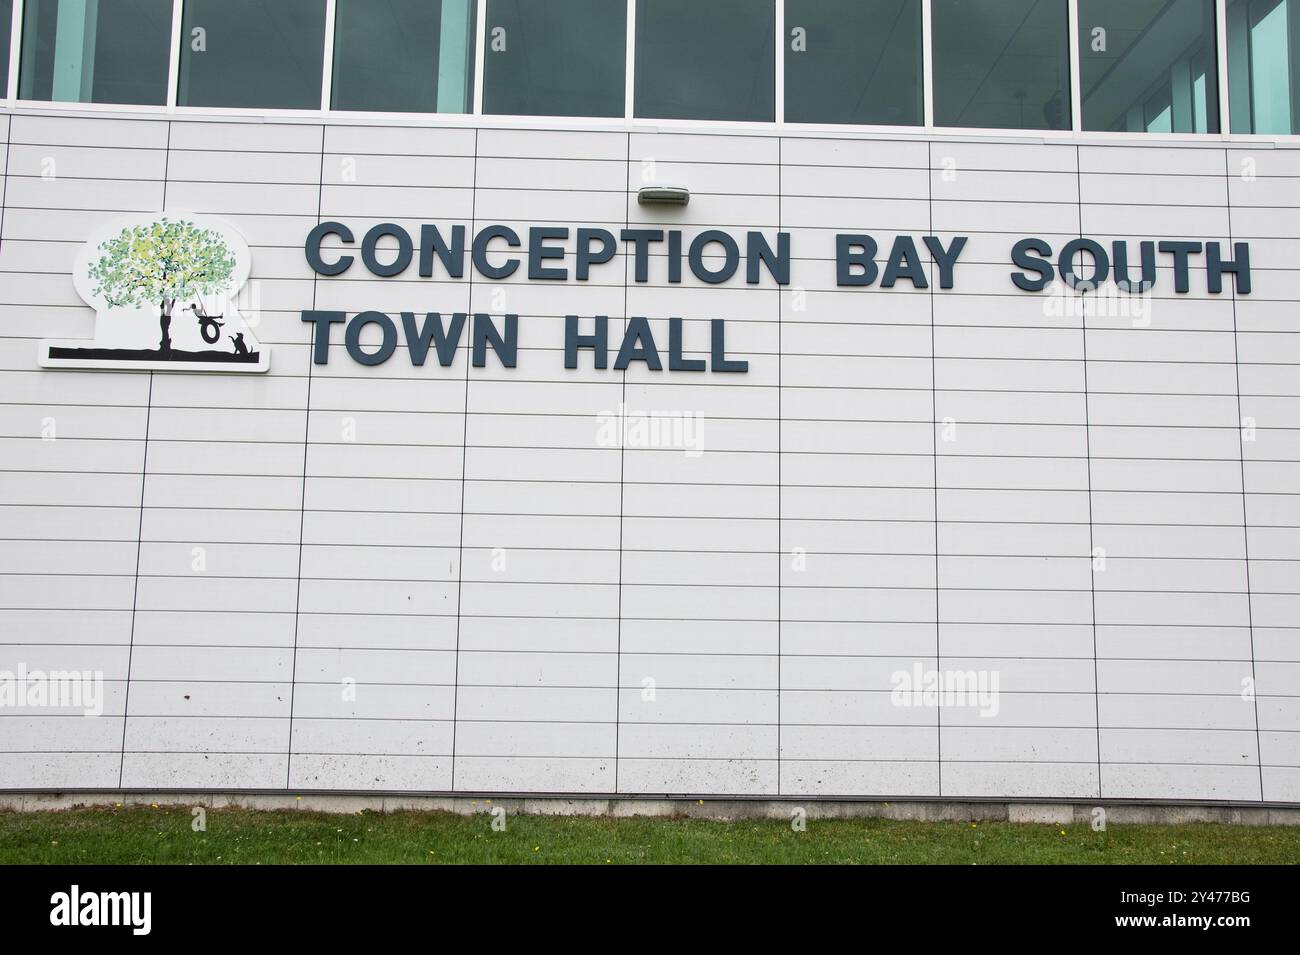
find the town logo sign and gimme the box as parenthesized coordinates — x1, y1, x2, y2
(39, 213, 268, 373)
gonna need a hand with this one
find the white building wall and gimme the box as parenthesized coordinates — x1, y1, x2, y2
(931, 141, 1098, 799)
(0, 107, 1296, 802)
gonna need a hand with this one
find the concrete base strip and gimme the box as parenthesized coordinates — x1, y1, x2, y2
(1, 793, 1298, 825)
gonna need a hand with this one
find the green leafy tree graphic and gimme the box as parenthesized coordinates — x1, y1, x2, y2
(87, 218, 237, 353)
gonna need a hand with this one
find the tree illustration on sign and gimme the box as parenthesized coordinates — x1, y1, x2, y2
(86, 218, 237, 354)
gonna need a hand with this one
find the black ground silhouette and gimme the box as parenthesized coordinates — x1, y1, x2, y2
(46, 346, 260, 363)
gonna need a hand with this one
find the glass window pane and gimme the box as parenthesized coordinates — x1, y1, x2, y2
(178, 0, 326, 109)
(0, 0, 11, 94)
(635, 0, 774, 121)
(932, 0, 1070, 130)
(1251, 2, 1292, 125)
(784, 0, 922, 125)
(18, 0, 172, 105)
(1146, 99, 1173, 131)
(332, 0, 475, 113)
(1229, 0, 1299, 132)
(1079, 0, 1219, 133)
(484, 0, 625, 117)
(1193, 57, 1210, 130)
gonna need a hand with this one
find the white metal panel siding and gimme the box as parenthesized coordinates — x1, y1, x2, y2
(0, 109, 1297, 802)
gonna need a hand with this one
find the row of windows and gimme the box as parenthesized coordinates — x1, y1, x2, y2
(1, 0, 1297, 135)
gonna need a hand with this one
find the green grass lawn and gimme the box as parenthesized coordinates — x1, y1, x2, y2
(1, 807, 1297, 864)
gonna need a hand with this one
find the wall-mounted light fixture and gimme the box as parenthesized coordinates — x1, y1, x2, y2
(637, 185, 690, 206)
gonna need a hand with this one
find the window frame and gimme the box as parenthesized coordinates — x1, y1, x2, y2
(1, 0, 1297, 142)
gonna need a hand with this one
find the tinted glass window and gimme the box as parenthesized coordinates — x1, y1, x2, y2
(1080, 0, 1219, 132)
(18, 0, 172, 105)
(1228, 0, 1300, 133)
(178, 0, 326, 109)
(635, 0, 775, 121)
(332, 0, 475, 113)
(0, 0, 11, 94)
(785, 0, 922, 125)
(933, 0, 1071, 130)
(484, 0, 625, 117)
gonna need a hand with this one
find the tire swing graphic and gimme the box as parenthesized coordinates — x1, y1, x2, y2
(188, 303, 226, 344)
